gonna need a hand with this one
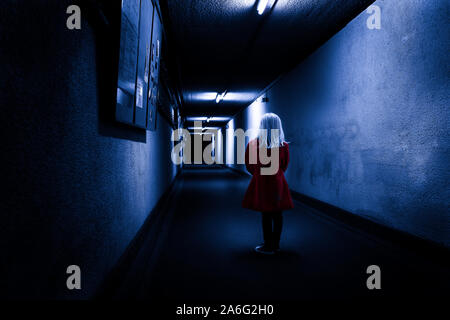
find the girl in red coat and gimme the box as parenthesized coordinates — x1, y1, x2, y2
(243, 113, 294, 254)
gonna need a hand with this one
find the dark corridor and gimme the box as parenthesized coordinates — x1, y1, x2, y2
(0, 0, 449, 311)
(103, 167, 449, 301)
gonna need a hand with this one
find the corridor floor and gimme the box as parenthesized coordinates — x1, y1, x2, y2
(111, 167, 449, 301)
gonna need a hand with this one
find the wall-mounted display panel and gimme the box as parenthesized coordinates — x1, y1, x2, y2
(147, 8, 162, 131)
(116, 0, 140, 125)
(116, 0, 162, 131)
(134, 0, 154, 128)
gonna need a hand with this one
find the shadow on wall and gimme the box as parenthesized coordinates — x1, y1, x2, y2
(83, 0, 147, 143)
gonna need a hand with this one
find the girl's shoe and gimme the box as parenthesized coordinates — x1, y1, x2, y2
(254, 244, 275, 255)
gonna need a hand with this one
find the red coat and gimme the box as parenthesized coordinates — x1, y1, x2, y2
(242, 139, 294, 212)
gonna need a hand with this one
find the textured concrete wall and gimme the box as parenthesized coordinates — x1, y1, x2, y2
(231, 0, 449, 247)
(0, 0, 177, 298)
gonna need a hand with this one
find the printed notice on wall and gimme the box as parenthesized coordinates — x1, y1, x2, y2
(144, 44, 150, 84)
(136, 81, 144, 108)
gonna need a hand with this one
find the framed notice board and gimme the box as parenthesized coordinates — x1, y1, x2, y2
(147, 7, 162, 131)
(116, 0, 140, 125)
(115, 0, 162, 131)
(134, 0, 154, 128)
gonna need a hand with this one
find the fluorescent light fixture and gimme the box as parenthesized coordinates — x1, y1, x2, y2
(186, 116, 231, 122)
(257, 0, 269, 15)
(206, 116, 231, 123)
(189, 91, 256, 102)
(222, 92, 256, 102)
(189, 92, 218, 101)
(188, 127, 221, 131)
(209, 116, 231, 121)
(186, 117, 208, 121)
(216, 91, 227, 104)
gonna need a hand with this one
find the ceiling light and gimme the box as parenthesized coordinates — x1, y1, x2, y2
(189, 92, 218, 101)
(209, 117, 231, 121)
(216, 91, 227, 104)
(187, 127, 221, 131)
(189, 91, 256, 102)
(186, 117, 208, 121)
(257, 0, 269, 15)
(186, 116, 231, 122)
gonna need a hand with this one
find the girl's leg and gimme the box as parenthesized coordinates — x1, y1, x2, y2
(272, 211, 283, 249)
(255, 212, 275, 254)
(261, 212, 273, 246)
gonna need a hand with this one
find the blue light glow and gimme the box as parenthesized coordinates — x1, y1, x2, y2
(246, 95, 267, 140)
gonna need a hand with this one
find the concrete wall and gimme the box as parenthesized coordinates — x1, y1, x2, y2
(0, 0, 178, 299)
(229, 0, 449, 247)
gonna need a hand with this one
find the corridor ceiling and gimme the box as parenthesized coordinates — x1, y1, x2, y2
(160, 0, 374, 121)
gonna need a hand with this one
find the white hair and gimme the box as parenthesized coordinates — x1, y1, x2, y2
(258, 113, 287, 148)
